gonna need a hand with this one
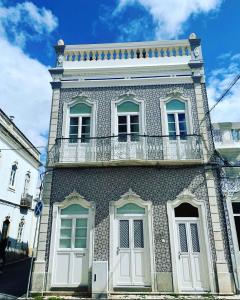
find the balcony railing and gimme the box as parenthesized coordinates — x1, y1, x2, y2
(20, 194, 33, 208)
(48, 134, 202, 165)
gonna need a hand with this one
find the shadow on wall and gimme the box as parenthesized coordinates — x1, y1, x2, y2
(5, 237, 29, 262)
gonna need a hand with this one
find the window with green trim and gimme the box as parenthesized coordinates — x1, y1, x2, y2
(59, 204, 89, 249)
(117, 203, 145, 214)
(61, 204, 89, 215)
(166, 99, 187, 140)
(117, 101, 140, 142)
(69, 103, 92, 143)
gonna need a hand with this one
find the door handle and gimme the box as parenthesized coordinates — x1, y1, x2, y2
(117, 246, 120, 255)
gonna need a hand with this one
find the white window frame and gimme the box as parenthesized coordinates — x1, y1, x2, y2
(48, 191, 95, 288)
(226, 194, 240, 290)
(9, 161, 18, 190)
(62, 96, 96, 141)
(160, 95, 193, 137)
(167, 189, 215, 293)
(111, 93, 145, 138)
(109, 189, 155, 291)
(23, 171, 31, 196)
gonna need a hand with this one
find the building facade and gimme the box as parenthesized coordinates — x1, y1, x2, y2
(0, 109, 40, 257)
(32, 34, 235, 296)
(213, 122, 240, 292)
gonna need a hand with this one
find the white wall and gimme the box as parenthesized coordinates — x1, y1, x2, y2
(0, 131, 39, 250)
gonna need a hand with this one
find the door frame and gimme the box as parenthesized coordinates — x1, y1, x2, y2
(167, 189, 216, 293)
(48, 191, 95, 288)
(109, 189, 155, 291)
(225, 192, 240, 291)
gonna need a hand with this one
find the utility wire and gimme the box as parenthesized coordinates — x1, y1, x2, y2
(0, 146, 46, 151)
(200, 73, 240, 126)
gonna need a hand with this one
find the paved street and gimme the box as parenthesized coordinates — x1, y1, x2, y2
(0, 258, 31, 299)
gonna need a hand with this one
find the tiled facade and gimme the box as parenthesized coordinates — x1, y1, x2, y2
(32, 35, 237, 296)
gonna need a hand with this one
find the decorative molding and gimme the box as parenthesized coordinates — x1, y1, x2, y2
(110, 188, 151, 208)
(54, 190, 93, 209)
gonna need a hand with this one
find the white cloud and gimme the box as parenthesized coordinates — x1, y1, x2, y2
(115, 0, 223, 39)
(0, 0, 58, 47)
(0, 1, 57, 154)
(0, 37, 52, 146)
(207, 55, 240, 123)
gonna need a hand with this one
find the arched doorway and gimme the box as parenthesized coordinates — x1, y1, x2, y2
(167, 190, 215, 293)
(109, 189, 154, 290)
(49, 192, 95, 288)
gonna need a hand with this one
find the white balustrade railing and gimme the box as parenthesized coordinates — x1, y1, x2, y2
(62, 41, 191, 63)
(49, 135, 202, 164)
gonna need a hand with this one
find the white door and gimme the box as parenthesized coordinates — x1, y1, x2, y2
(115, 218, 150, 286)
(53, 216, 89, 287)
(176, 220, 208, 291)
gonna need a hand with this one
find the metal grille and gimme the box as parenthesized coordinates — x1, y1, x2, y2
(134, 220, 144, 248)
(120, 220, 129, 248)
(179, 223, 188, 252)
(190, 223, 200, 252)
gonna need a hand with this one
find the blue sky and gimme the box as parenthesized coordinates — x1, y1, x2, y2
(0, 0, 239, 158)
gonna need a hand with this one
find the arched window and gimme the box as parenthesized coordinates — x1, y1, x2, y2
(69, 103, 92, 143)
(9, 162, 18, 188)
(166, 99, 187, 140)
(174, 202, 199, 217)
(59, 204, 89, 249)
(23, 171, 30, 196)
(17, 217, 25, 242)
(117, 101, 140, 142)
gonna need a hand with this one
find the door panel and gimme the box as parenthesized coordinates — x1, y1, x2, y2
(55, 253, 70, 285)
(177, 220, 208, 291)
(116, 218, 150, 286)
(53, 216, 89, 287)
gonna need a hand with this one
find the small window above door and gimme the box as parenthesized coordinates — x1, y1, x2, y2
(174, 203, 199, 217)
(117, 203, 145, 214)
(61, 204, 89, 215)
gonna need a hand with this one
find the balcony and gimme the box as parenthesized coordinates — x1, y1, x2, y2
(20, 194, 33, 208)
(48, 135, 203, 166)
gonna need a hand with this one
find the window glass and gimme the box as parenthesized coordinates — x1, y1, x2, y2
(167, 114, 176, 140)
(130, 115, 139, 141)
(59, 219, 72, 248)
(134, 220, 144, 248)
(81, 116, 91, 143)
(75, 218, 87, 248)
(120, 220, 129, 248)
(69, 117, 79, 142)
(117, 101, 139, 113)
(179, 223, 188, 252)
(117, 203, 145, 214)
(231, 129, 240, 142)
(9, 163, 18, 187)
(70, 103, 92, 114)
(175, 203, 199, 217)
(118, 116, 127, 142)
(232, 202, 240, 250)
(233, 202, 240, 214)
(166, 99, 186, 111)
(234, 216, 240, 251)
(61, 204, 89, 215)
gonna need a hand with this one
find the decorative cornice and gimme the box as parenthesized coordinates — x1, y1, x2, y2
(176, 188, 196, 202)
(64, 190, 86, 202)
(50, 81, 61, 89)
(120, 188, 142, 201)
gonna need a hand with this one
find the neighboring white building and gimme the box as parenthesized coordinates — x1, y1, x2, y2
(0, 109, 41, 256)
(213, 122, 240, 292)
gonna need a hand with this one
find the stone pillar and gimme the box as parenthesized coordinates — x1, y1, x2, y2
(31, 83, 61, 292)
(206, 169, 234, 294)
